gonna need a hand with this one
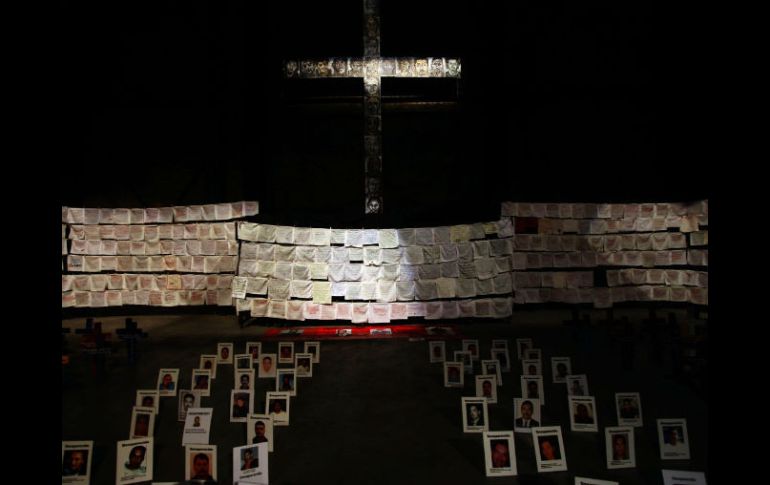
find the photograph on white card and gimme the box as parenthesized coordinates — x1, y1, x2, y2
(462, 339, 480, 360)
(295, 353, 313, 377)
(258, 353, 277, 378)
(491, 339, 508, 350)
(135, 390, 159, 415)
(481, 359, 502, 385)
(461, 397, 489, 433)
(615, 392, 643, 427)
(230, 390, 253, 423)
(233, 442, 269, 484)
(276, 368, 297, 396)
(605, 426, 635, 469)
(574, 478, 618, 485)
(266, 391, 291, 426)
(191, 369, 212, 396)
(454, 350, 473, 374)
(520, 376, 545, 405)
(115, 437, 154, 485)
(235, 353, 252, 370)
(183, 408, 213, 445)
(443, 361, 464, 388)
(177, 390, 199, 422)
(661, 469, 707, 485)
(217, 343, 233, 364)
(246, 341, 262, 363)
(490, 348, 511, 372)
(533, 426, 567, 472)
(156, 368, 179, 397)
(657, 418, 691, 460)
(62, 440, 93, 483)
(185, 444, 217, 482)
(522, 359, 541, 377)
(236, 369, 255, 391)
(278, 342, 295, 364)
(515, 338, 533, 360)
(551, 356, 572, 383)
(199, 354, 218, 379)
(475, 374, 498, 404)
(566, 374, 589, 396)
(569, 396, 598, 432)
(429, 340, 446, 363)
(483, 430, 517, 477)
(248, 414, 274, 452)
(304, 341, 320, 363)
(514, 397, 541, 433)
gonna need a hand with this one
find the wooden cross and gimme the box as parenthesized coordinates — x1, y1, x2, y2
(116, 318, 149, 365)
(284, 0, 461, 215)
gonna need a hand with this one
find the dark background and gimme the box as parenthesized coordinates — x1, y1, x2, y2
(57, 0, 710, 228)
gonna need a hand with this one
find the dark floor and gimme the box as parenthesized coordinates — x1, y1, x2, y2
(61, 308, 707, 484)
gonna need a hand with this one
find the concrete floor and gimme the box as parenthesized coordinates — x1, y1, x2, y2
(61, 307, 707, 484)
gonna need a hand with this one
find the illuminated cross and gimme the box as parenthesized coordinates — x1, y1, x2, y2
(285, 0, 461, 215)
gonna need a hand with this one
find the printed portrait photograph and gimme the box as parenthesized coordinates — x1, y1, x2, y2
(520, 376, 545, 405)
(62, 440, 93, 481)
(115, 438, 153, 485)
(514, 397, 542, 433)
(429, 340, 446, 363)
(444, 361, 464, 388)
(248, 414, 274, 452)
(569, 397, 598, 432)
(199, 354, 218, 379)
(217, 342, 233, 364)
(475, 374, 498, 404)
(156, 368, 179, 397)
(295, 353, 313, 377)
(483, 431, 517, 476)
(236, 369, 255, 391)
(135, 390, 159, 415)
(266, 392, 290, 426)
(278, 341, 295, 363)
(185, 446, 217, 482)
(454, 350, 473, 374)
(657, 419, 690, 460)
(192, 369, 212, 396)
(551, 357, 572, 383)
(230, 390, 253, 422)
(566, 375, 589, 396)
(615, 392, 643, 427)
(304, 341, 320, 363)
(490, 348, 510, 372)
(246, 341, 261, 363)
(258, 353, 277, 378)
(532, 427, 568, 473)
(461, 397, 488, 433)
(522, 359, 541, 377)
(481, 359, 502, 385)
(276, 368, 297, 396)
(605, 426, 635, 469)
(177, 390, 198, 422)
(462, 339, 479, 360)
(130, 406, 155, 438)
(235, 353, 252, 369)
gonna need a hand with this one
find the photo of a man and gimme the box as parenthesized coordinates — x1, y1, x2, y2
(62, 449, 89, 476)
(190, 452, 214, 481)
(122, 445, 147, 479)
(514, 399, 541, 430)
(259, 353, 277, 378)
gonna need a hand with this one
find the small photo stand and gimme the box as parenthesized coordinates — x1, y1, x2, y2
(491, 339, 508, 350)
(566, 374, 590, 396)
(235, 353, 252, 370)
(454, 350, 473, 374)
(661, 469, 707, 485)
(305, 341, 320, 363)
(514, 397, 541, 433)
(480, 359, 502, 385)
(217, 342, 233, 364)
(443, 361, 464, 388)
(258, 353, 277, 378)
(278, 341, 294, 364)
(574, 478, 619, 485)
(135, 390, 159, 415)
(62, 440, 93, 483)
(230, 390, 253, 423)
(476, 374, 498, 404)
(551, 356, 572, 383)
(569, 396, 598, 432)
(266, 391, 291, 426)
(156, 368, 179, 397)
(522, 359, 541, 377)
(657, 418, 690, 460)
(185, 444, 217, 482)
(533, 426, 567, 473)
(115, 437, 154, 485)
(276, 368, 297, 396)
(177, 390, 199, 422)
(233, 442, 269, 484)
(615, 392, 643, 427)
(520, 376, 545, 405)
(483, 430, 517, 477)
(429, 340, 446, 363)
(192, 369, 212, 396)
(199, 354, 218, 379)
(247, 414, 274, 452)
(461, 397, 489, 433)
(295, 353, 313, 377)
(235, 369, 255, 391)
(515, 338, 533, 360)
(526, 348, 542, 362)
(605, 426, 635, 469)
(462, 339, 480, 360)
(490, 348, 511, 372)
(246, 341, 262, 363)
(183, 408, 213, 445)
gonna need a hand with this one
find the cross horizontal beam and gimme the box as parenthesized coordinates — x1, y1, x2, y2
(285, 58, 462, 79)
